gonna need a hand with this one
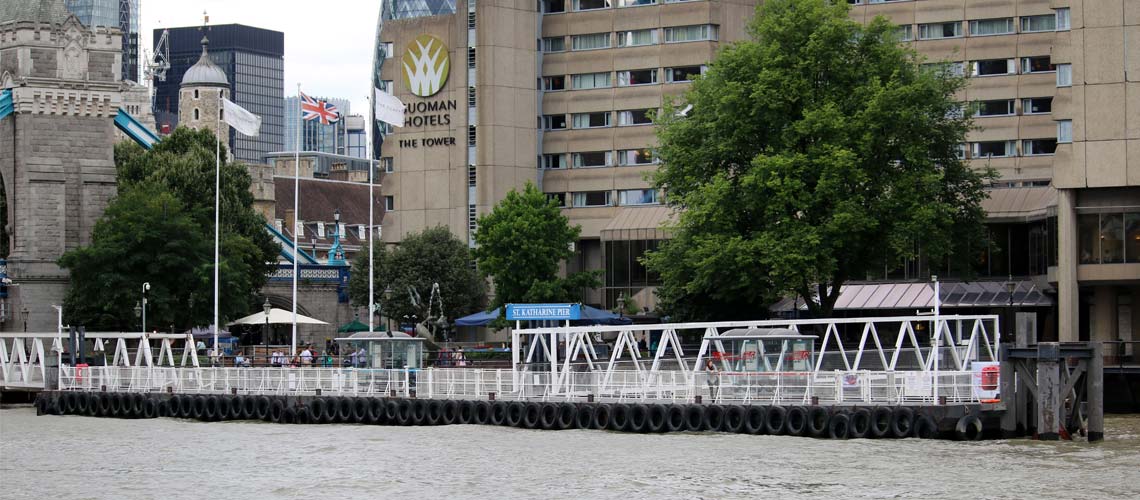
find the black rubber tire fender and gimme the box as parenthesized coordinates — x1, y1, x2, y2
(282, 406, 297, 424)
(556, 403, 577, 430)
(955, 414, 983, 441)
(522, 402, 542, 429)
(609, 403, 630, 431)
(191, 396, 207, 420)
(869, 406, 892, 438)
(683, 404, 704, 432)
(457, 400, 475, 425)
(110, 393, 125, 418)
(255, 396, 272, 421)
(294, 405, 312, 424)
(913, 414, 938, 439)
(204, 396, 220, 421)
(628, 404, 651, 433)
(473, 401, 492, 425)
(506, 402, 525, 427)
(426, 400, 444, 425)
(828, 412, 851, 439)
(491, 401, 509, 426)
(309, 398, 328, 423)
(723, 405, 746, 433)
(35, 393, 48, 416)
(665, 405, 686, 433)
(703, 405, 726, 432)
(744, 406, 767, 435)
(397, 399, 415, 426)
(891, 407, 915, 438)
(241, 396, 257, 420)
(807, 406, 830, 438)
(765, 406, 787, 435)
(216, 396, 233, 421)
(538, 403, 559, 430)
(367, 398, 385, 424)
(76, 393, 91, 415)
(385, 399, 401, 424)
(97, 393, 112, 417)
(575, 403, 596, 430)
(229, 396, 245, 419)
(646, 404, 667, 433)
(440, 400, 459, 425)
(62, 392, 78, 415)
(849, 408, 871, 439)
(335, 397, 353, 423)
(131, 393, 146, 418)
(267, 398, 284, 423)
(785, 406, 808, 436)
(143, 398, 158, 419)
(592, 404, 611, 430)
(352, 398, 369, 424)
(411, 399, 428, 425)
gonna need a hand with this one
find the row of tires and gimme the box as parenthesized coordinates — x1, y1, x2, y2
(37, 391, 986, 440)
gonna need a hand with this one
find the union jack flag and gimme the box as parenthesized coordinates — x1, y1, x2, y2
(300, 92, 341, 125)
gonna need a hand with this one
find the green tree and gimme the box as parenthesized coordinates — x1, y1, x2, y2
(60, 127, 277, 330)
(349, 226, 486, 325)
(473, 182, 599, 307)
(647, 0, 992, 320)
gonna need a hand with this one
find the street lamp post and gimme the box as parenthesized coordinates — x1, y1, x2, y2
(141, 282, 151, 333)
(20, 305, 28, 333)
(134, 301, 142, 332)
(263, 297, 272, 365)
(1006, 278, 1017, 345)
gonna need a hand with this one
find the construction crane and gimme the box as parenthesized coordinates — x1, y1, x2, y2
(142, 27, 170, 110)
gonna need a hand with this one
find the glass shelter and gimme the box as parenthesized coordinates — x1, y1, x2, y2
(335, 332, 425, 369)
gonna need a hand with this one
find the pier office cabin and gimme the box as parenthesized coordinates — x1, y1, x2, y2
(703, 328, 817, 373)
(336, 332, 425, 369)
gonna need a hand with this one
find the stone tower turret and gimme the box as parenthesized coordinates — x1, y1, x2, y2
(178, 35, 228, 138)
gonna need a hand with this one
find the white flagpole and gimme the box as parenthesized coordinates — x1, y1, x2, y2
(213, 92, 221, 360)
(367, 93, 375, 334)
(292, 83, 301, 357)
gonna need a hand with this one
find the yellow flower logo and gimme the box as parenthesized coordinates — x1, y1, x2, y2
(401, 34, 450, 98)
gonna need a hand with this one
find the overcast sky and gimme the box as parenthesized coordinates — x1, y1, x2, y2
(141, 0, 380, 115)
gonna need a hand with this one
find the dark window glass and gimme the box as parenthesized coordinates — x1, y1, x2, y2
(1101, 213, 1124, 263)
(975, 59, 1010, 76)
(1078, 214, 1100, 264)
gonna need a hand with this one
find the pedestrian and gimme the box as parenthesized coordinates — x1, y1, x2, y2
(705, 359, 719, 402)
(455, 347, 468, 368)
(300, 345, 313, 366)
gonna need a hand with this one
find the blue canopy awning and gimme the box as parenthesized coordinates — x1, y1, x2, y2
(455, 307, 501, 326)
(454, 305, 633, 327)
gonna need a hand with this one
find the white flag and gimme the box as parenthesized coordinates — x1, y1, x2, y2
(373, 88, 405, 127)
(222, 98, 261, 137)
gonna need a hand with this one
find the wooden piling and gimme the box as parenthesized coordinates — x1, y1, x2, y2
(1088, 342, 1104, 442)
(1000, 356, 1018, 438)
(1036, 343, 1060, 440)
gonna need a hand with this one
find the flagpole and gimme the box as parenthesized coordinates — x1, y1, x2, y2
(292, 83, 301, 357)
(367, 93, 375, 334)
(213, 92, 221, 361)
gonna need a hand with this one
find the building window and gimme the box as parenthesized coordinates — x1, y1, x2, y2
(296, 220, 304, 238)
(895, 25, 913, 41)
(954, 144, 967, 159)
(572, 151, 612, 168)
(1022, 139, 1057, 156)
(543, 114, 568, 130)
(571, 72, 611, 90)
(468, 11, 476, 29)
(194, 108, 200, 120)
(572, 112, 611, 128)
(1055, 8, 1071, 31)
(1057, 120, 1073, 143)
(468, 87, 476, 106)
(618, 148, 656, 166)
(543, 75, 567, 91)
(618, 109, 653, 126)
(1021, 56, 1055, 74)
(1056, 64, 1072, 86)
(541, 153, 567, 170)
(546, 192, 568, 207)
(358, 225, 366, 239)
(468, 126, 477, 146)
(618, 189, 659, 206)
(618, 0, 656, 6)
(918, 22, 962, 40)
(378, 80, 393, 94)
(1080, 213, 1134, 264)
(194, 89, 200, 99)
(971, 59, 1015, 77)
(664, 25, 719, 43)
(317, 222, 326, 238)
(1020, 14, 1056, 33)
(617, 29, 657, 47)
(468, 48, 476, 68)
(974, 99, 1015, 117)
(923, 61, 966, 77)
(542, 0, 566, 14)
(381, 157, 394, 173)
(384, 196, 395, 211)
(381, 42, 394, 58)
(665, 65, 705, 83)
(542, 36, 566, 53)
(572, 191, 613, 207)
(572, 33, 611, 51)
(969, 18, 1014, 36)
(1022, 97, 1053, 115)
(573, 0, 610, 11)
(617, 69, 658, 86)
(971, 140, 1016, 158)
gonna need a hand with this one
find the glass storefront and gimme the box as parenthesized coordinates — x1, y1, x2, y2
(603, 239, 662, 309)
(1080, 211, 1140, 264)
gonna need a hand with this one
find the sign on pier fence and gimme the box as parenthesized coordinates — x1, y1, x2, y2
(506, 303, 581, 321)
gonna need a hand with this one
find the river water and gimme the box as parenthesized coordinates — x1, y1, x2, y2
(2, 407, 1139, 500)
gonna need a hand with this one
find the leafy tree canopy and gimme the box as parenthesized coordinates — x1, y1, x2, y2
(647, 0, 992, 320)
(60, 127, 277, 330)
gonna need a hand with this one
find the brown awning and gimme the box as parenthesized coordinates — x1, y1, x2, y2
(770, 280, 1053, 312)
(982, 186, 1057, 222)
(601, 206, 676, 241)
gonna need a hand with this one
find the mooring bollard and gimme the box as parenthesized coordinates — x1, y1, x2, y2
(488, 392, 496, 401)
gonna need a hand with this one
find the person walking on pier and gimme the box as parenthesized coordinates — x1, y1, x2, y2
(300, 346, 314, 366)
(705, 359, 720, 403)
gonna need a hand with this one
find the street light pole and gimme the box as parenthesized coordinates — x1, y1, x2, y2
(141, 282, 151, 333)
(263, 297, 272, 365)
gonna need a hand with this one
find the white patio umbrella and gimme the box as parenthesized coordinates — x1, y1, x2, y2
(227, 308, 328, 326)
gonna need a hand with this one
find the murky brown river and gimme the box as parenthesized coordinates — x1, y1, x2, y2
(2, 407, 1138, 499)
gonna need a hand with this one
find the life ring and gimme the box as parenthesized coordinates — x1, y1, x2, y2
(522, 402, 542, 429)
(703, 405, 726, 432)
(143, 399, 158, 419)
(491, 401, 509, 426)
(426, 400, 444, 425)
(646, 405, 667, 433)
(765, 406, 787, 435)
(891, 407, 915, 438)
(828, 412, 851, 439)
(255, 396, 272, 420)
(410, 399, 428, 426)
(352, 398, 369, 424)
(457, 400, 475, 425)
(807, 406, 830, 437)
(592, 404, 611, 430)
(683, 404, 704, 432)
(954, 414, 983, 441)
(473, 401, 492, 425)
(335, 397, 353, 423)
(269, 398, 285, 423)
(367, 398, 385, 425)
(441, 400, 459, 425)
(609, 403, 631, 431)
(627, 404, 649, 433)
(575, 403, 596, 430)
(848, 408, 871, 439)
(665, 405, 686, 433)
(869, 406, 892, 438)
(557, 403, 577, 430)
(744, 406, 767, 434)
(913, 414, 938, 439)
(538, 403, 558, 430)
(785, 406, 808, 436)
(723, 405, 746, 433)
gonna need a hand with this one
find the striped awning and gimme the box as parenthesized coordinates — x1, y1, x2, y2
(770, 280, 1053, 312)
(981, 186, 1057, 222)
(601, 206, 676, 241)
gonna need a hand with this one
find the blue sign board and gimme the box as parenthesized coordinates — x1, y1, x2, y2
(506, 303, 581, 321)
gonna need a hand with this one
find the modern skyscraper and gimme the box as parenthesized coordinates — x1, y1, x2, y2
(284, 95, 352, 155)
(153, 24, 284, 164)
(63, 0, 140, 82)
